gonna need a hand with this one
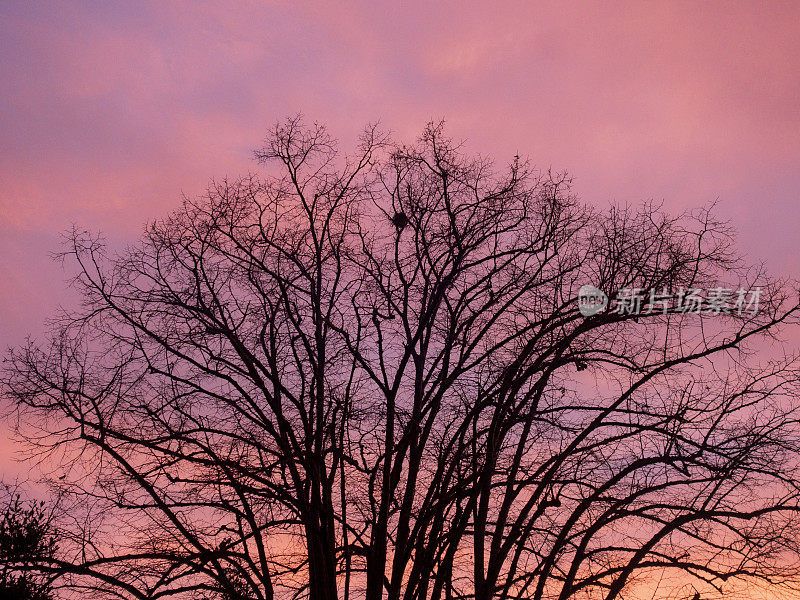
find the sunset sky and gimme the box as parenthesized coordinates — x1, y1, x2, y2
(2, 1, 799, 348)
(1, 2, 799, 473)
(2, 6, 800, 600)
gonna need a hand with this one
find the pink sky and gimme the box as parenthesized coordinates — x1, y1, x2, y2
(1, 6, 800, 598)
(1, 1, 799, 350)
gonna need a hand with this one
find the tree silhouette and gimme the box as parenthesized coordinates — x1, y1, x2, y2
(3, 117, 800, 600)
(0, 490, 57, 600)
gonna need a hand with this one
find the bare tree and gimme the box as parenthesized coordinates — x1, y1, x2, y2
(3, 117, 800, 600)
